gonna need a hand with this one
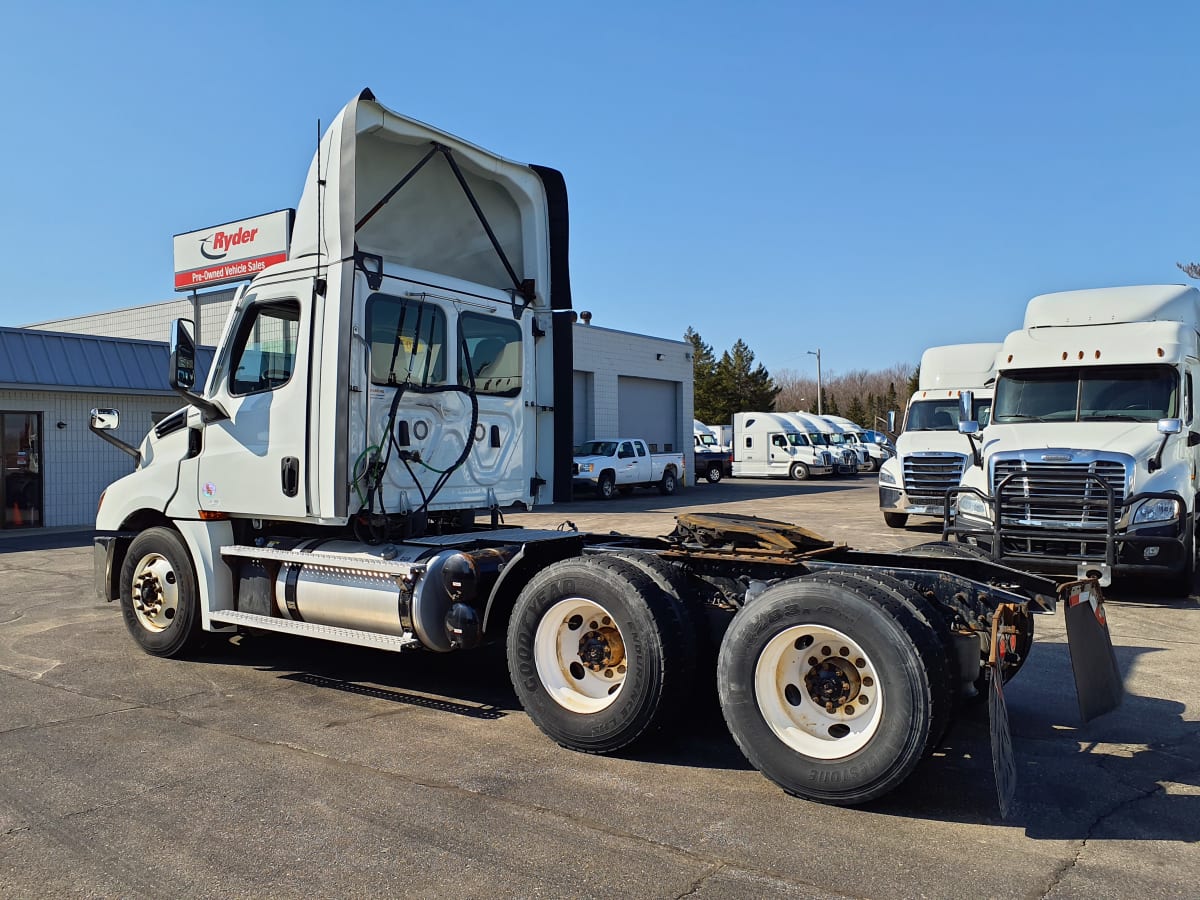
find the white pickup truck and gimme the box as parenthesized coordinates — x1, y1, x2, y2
(573, 438, 684, 499)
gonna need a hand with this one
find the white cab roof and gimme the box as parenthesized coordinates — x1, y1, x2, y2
(918, 343, 1003, 391)
(1024, 285, 1200, 330)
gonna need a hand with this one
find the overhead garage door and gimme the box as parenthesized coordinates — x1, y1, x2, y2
(618, 376, 678, 452)
(572, 371, 592, 449)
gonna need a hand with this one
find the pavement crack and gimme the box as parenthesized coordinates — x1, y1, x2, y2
(2, 825, 31, 837)
(675, 863, 724, 898)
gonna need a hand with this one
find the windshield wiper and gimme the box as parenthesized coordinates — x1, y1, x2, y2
(997, 414, 1054, 422)
(1084, 415, 1149, 422)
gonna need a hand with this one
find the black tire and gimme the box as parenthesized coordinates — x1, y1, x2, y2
(789, 463, 810, 481)
(866, 458, 879, 473)
(883, 511, 908, 529)
(1159, 517, 1195, 597)
(717, 575, 948, 805)
(659, 468, 678, 496)
(597, 472, 617, 500)
(906, 541, 1034, 688)
(705, 464, 723, 484)
(507, 556, 695, 754)
(119, 527, 203, 658)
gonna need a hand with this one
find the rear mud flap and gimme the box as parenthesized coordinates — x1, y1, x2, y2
(987, 605, 1019, 819)
(1062, 579, 1125, 722)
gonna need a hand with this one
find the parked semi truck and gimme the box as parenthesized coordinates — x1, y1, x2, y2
(90, 90, 1121, 810)
(731, 412, 836, 480)
(823, 415, 892, 472)
(948, 285, 1200, 595)
(786, 412, 859, 475)
(878, 343, 1002, 528)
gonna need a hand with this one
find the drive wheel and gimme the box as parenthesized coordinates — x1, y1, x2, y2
(597, 473, 617, 500)
(789, 463, 809, 481)
(508, 556, 696, 753)
(659, 469, 678, 495)
(717, 576, 946, 804)
(120, 527, 203, 658)
(883, 511, 908, 529)
(705, 463, 723, 484)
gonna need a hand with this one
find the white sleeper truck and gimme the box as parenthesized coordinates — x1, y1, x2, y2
(878, 343, 1001, 528)
(823, 415, 892, 472)
(572, 438, 683, 498)
(948, 285, 1200, 595)
(730, 412, 836, 480)
(91, 90, 1122, 811)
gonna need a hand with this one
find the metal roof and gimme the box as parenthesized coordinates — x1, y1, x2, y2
(0, 327, 215, 395)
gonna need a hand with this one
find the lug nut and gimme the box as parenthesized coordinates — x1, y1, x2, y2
(844, 705, 855, 715)
(855, 658, 865, 668)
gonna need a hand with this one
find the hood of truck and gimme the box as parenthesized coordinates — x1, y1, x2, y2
(895, 430, 976, 456)
(982, 421, 1168, 461)
(291, 89, 567, 309)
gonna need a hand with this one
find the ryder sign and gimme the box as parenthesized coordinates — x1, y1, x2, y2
(173, 210, 294, 291)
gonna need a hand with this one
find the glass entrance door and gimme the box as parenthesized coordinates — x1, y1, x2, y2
(2, 412, 42, 529)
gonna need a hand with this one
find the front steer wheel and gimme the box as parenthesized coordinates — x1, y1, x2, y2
(717, 577, 945, 805)
(119, 527, 204, 658)
(507, 556, 697, 754)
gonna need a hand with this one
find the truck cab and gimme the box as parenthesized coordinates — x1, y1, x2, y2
(731, 412, 835, 480)
(878, 342, 1001, 528)
(949, 285, 1200, 592)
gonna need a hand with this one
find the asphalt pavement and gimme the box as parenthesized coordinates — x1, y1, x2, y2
(1, 476, 1197, 898)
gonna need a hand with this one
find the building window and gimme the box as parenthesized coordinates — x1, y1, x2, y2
(1, 411, 42, 529)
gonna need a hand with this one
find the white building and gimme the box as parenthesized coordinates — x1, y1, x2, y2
(7, 297, 691, 529)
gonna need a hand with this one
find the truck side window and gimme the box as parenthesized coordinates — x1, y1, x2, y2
(635, 442, 647, 457)
(618, 442, 635, 458)
(229, 301, 300, 396)
(367, 294, 447, 386)
(458, 312, 522, 397)
(772, 434, 786, 448)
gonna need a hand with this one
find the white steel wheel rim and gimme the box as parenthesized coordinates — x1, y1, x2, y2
(130, 552, 180, 633)
(534, 597, 628, 714)
(754, 624, 884, 760)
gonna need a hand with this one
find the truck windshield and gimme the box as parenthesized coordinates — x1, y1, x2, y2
(578, 441, 617, 456)
(994, 365, 1178, 423)
(906, 398, 991, 431)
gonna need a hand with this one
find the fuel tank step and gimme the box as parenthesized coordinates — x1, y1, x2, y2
(208, 610, 419, 652)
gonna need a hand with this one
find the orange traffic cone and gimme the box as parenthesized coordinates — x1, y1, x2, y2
(11, 503, 21, 526)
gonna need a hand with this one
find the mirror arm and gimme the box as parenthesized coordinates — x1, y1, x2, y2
(966, 432, 982, 469)
(89, 421, 141, 464)
(1148, 433, 1170, 473)
(171, 386, 227, 422)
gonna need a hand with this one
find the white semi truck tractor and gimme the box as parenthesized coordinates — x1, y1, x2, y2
(90, 90, 1122, 811)
(948, 285, 1200, 595)
(878, 343, 1001, 528)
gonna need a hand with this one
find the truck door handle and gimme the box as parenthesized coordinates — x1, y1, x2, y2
(281, 457, 299, 497)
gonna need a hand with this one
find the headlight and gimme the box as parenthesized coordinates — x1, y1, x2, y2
(956, 492, 990, 519)
(1133, 498, 1179, 524)
(878, 467, 897, 486)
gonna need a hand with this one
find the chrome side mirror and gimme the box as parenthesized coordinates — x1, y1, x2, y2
(1158, 418, 1183, 435)
(958, 390, 975, 423)
(958, 420, 980, 435)
(90, 408, 119, 431)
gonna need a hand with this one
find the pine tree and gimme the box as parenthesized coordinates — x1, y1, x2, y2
(712, 339, 779, 423)
(685, 327, 721, 423)
(847, 394, 867, 427)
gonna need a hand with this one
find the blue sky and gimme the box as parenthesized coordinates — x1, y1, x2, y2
(2, 1, 1197, 383)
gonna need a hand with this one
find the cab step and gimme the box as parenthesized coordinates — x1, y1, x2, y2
(208, 610, 419, 652)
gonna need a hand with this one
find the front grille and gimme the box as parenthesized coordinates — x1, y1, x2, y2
(992, 459, 1128, 528)
(902, 454, 966, 504)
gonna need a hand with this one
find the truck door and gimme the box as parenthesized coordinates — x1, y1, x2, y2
(615, 441, 639, 484)
(196, 290, 309, 518)
(633, 440, 650, 481)
(769, 432, 790, 472)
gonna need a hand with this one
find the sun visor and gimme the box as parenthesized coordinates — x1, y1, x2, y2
(291, 90, 554, 305)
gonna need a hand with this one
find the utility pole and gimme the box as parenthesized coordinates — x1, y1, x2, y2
(808, 348, 823, 415)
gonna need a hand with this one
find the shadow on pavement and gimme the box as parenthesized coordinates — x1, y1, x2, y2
(0, 529, 94, 553)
